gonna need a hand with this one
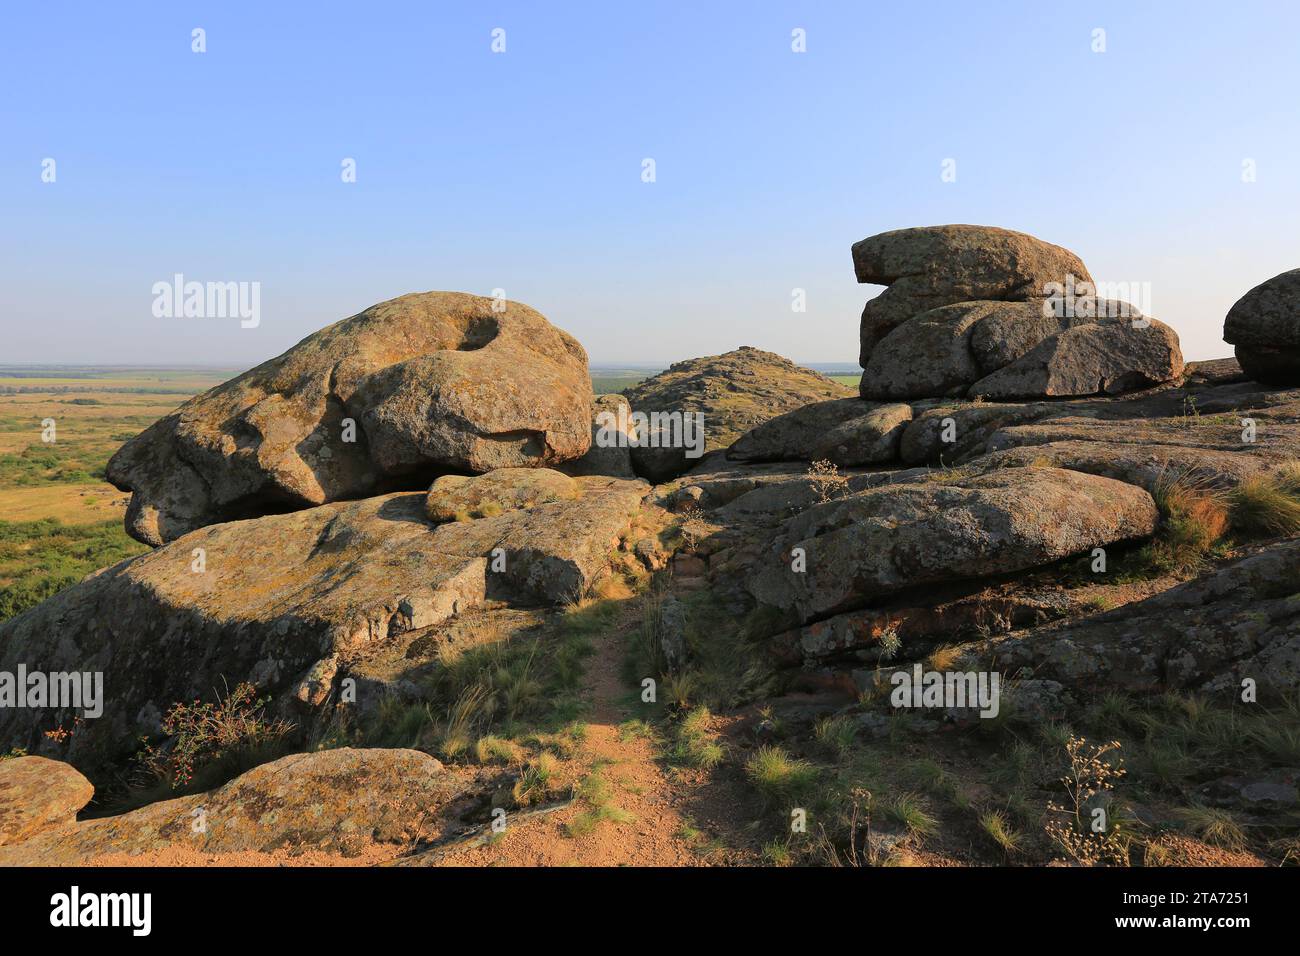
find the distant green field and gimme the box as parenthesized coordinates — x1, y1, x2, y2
(0, 518, 148, 620)
(0, 368, 225, 623)
(591, 375, 649, 394)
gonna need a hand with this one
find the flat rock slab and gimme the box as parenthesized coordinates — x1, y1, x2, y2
(0, 756, 94, 847)
(107, 291, 593, 545)
(0, 748, 468, 865)
(898, 372, 1300, 491)
(426, 467, 579, 521)
(0, 477, 647, 780)
(971, 538, 1300, 695)
(748, 466, 1158, 621)
(726, 398, 911, 467)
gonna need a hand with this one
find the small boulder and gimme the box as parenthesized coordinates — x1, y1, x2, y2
(0, 756, 94, 847)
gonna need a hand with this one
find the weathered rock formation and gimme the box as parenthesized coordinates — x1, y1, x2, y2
(853, 226, 1183, 400)
(622, 347, 853, 482)
(0, 477, 647, 780)
(107, 292, 593, 545)
(560, 394, 639, 479)
(970, 538, 1300, 695)
(853, 225, 1092, 364)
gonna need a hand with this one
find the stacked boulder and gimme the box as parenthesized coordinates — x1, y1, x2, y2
(1224, 268, 1300, 385)
(853, 225, 1184, 400)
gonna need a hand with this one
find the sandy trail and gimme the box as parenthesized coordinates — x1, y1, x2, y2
(438, 627, 702, 867)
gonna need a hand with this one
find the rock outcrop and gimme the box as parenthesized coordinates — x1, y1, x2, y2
(107, 292, 593, 545)
(1224, 268, 1300, 385)
(622, 347, 853, 482)
(970, 538, 1300, 695)
(853, 226, 1183, 401)
(425, 468, 579, 522)
(853, 225, 1092, 364)
(0, 477, 647, 780)
(968, 317, 1184, 399)
(0, 748, 469, 865)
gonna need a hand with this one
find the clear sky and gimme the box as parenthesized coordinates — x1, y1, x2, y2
(3, 1, 1298, 367)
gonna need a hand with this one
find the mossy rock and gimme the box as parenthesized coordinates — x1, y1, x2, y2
(426, 468, 580, 522)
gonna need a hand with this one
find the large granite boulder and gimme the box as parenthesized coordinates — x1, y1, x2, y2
(1224, 268, 1300, 385)
(107, 292, 593, 545)
(748, 466, 1158, 622)
(852, 225, 1092, 364)
(0, 748, 468, 865)
(860, 300, 1166, 400)
(0, 477, 647, 781)
(622, 347, 853, 483)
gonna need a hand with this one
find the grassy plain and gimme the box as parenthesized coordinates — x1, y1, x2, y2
(0, 368, 233, 622)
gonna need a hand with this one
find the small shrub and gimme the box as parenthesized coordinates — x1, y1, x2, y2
(814, 715, 859, 759)
(745, 745, 818, 805)
(474, 735, 522, 765)
(883, 792, 939, 836)
(807, 459, 849, 504)
(1229, 466, 1300, 538)
(1044, 735, 1128, 866)
(979, 808, 1023, 855)
(1175, 806, 1246, 849)
(669, 706, 724, 769)
(512, 752, 559, 806)
(132, 681, 294, 790)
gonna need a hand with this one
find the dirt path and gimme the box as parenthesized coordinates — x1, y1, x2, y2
(438, 627, 705, 867)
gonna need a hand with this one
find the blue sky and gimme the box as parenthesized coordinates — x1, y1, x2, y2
(3, 1, 1298, 366)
